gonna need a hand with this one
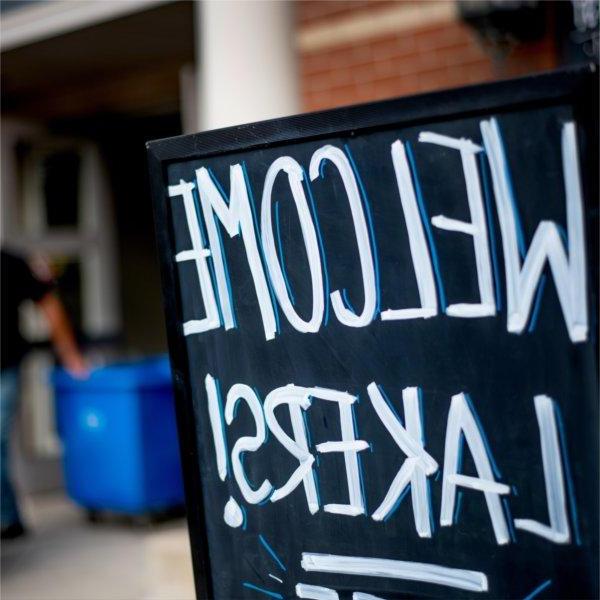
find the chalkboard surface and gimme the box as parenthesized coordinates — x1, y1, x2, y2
(148, 66, 598, 600)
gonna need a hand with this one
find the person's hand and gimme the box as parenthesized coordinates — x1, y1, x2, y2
(37, 293, 90, 379)
(62, 350, 89, 379)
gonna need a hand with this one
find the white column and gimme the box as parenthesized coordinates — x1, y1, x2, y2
(197, 0, 299, 131)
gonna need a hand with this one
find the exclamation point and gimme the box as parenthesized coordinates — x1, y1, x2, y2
(205, 374, 246, 528)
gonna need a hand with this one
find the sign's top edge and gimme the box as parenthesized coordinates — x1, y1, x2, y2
(146, 63, 597, 162)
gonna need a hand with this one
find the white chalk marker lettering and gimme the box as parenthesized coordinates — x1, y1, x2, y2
(168, 180, 220, 335)
(224, 384, 272, 504)
(367, 384, 438, 536)
(309, 145, 377, 327)
(223, 496, 244, 528)
(205, 374, 228, 481)
(440, 393, 511, 545)
(514, 395, 571, 544)
(264, 385, 319, 513)
(261, 157, 324, 333)
(296, 583, 340, 600)
(313, 387, 369, 516)
(480, 119, 588, 342)
(196, 165, 277, 340)
(382, 141, 438, 320)
(419, 132, 495, 318)
(301, 553, 488, 593)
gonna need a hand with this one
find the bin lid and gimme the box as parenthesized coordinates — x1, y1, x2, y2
(52, 355, 173, 391)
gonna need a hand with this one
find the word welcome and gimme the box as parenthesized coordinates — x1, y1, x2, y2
(168, 118, 588, 344)
(206, 374, 575, 548)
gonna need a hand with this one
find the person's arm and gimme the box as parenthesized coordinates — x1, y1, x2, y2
(37, 292, 88, 378)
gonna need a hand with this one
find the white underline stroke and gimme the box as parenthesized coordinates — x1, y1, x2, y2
(301, 553, 488, 593)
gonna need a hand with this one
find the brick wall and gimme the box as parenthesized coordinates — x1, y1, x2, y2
(297, 1, 559, 112)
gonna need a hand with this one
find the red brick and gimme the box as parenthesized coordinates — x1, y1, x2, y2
(299, 0, 560, 113)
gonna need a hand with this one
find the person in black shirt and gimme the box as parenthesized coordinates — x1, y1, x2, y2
(1, 249, 86, 539)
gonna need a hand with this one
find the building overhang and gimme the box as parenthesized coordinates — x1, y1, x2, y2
(1, 0, 173, 52)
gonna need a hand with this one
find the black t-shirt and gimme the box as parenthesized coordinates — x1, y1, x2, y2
(1, 250, 54, 370)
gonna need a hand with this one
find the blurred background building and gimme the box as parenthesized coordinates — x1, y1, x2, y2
(0, 1, 597, 598)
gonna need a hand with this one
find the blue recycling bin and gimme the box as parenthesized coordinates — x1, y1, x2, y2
(53, 356, 184, 515)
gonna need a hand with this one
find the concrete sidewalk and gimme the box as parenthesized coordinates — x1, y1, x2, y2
(1, 493, 194, 600)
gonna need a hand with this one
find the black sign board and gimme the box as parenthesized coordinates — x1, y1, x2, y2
(148, 66, 598, 600)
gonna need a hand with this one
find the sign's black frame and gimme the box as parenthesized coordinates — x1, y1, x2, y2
(147, 64, 598, 599)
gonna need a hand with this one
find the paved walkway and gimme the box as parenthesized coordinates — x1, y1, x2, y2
(1, 493, 194, 600)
